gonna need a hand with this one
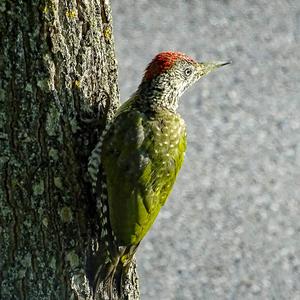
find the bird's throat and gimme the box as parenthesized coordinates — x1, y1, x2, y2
(136, 80, 179, 113)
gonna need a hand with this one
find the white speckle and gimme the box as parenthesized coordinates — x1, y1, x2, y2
(159, 143, 163, 147)
(163, 141, 168, 145)
(167, 173, 170, 177)
(101, 229, 106, 238)
(154, 149, 158, 154)
(102, 205, 107, 213)
(102, 218, 107, 225)
(166, 153, 170, 157)
(162, 161, 166, 165)
(105, 241, 109, 247)
(170, 144, 174, 148)
(92, 240, 99, 252)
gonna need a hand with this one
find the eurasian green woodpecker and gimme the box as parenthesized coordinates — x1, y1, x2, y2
(88, 51, 230, 293)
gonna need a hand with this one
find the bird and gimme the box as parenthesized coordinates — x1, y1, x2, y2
(88, 51, 230, 296)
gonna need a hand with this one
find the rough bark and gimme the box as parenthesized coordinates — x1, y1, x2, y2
(0, 0, 139, 299)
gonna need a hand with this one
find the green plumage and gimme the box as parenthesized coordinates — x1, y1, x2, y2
(102, 97, 186, 246)
(88, 52, 229, 296)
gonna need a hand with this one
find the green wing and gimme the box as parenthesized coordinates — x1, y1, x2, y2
(102, 107, 186, 246)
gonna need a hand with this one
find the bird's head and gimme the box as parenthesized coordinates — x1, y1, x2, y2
(138, 51, 230, 111)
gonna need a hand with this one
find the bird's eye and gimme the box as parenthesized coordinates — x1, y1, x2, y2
(184, 68, 192, 77)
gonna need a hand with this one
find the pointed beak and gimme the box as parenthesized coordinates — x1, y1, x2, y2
(214, 61, 232, 68)
(197, 60, 232, 77)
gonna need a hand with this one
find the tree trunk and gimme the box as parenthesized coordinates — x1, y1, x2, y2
(0, 1, 139, 299)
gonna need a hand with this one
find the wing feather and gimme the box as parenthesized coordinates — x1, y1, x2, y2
(102, 108, 186, 245)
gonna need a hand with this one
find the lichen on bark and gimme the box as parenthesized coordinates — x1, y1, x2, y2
(0, 0, 139, 299)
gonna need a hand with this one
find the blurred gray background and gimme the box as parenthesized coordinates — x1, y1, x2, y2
(110, 0, 300, 299)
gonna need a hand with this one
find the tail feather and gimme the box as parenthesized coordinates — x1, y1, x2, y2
(88, 121, 140, 298)
(93, 245, 139, 299)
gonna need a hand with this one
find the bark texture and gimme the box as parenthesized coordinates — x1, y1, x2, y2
(0, 0, 139, 299)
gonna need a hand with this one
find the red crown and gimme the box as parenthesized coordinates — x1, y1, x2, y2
(144, 52, 196, 81)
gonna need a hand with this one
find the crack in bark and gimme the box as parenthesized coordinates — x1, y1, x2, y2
(99, 0, 109, 25)
(3, 161, 19, 262)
